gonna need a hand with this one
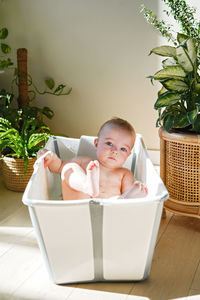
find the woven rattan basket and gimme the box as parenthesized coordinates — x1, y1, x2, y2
(159, 128, 200, 218)
(2, 157, 36, 192)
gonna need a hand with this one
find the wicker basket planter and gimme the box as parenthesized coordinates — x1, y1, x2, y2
(2, 157, 36, 192)
(159, 128, 200, 218)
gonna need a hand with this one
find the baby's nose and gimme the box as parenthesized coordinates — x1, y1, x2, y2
(111, 146, 117, 153)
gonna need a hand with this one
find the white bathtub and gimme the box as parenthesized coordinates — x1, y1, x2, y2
(22, 134, 168, 284)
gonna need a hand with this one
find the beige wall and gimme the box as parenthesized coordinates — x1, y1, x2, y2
(0, 0, 164, 149)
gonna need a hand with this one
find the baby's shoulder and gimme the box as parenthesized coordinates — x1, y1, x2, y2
(119, 167, 133, 178)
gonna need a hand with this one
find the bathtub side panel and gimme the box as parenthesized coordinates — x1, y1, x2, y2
(103, 201, 160, 280)
(31, 203, 94, 284)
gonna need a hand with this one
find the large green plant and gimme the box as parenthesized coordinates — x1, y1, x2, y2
(0, 27, 72, 170)
(141, 0, 200, 133)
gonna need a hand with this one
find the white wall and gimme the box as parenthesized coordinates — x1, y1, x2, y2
(0, 0, 163, 149)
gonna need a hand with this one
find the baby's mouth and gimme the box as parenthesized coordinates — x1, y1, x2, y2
(108, 156, 116, 161)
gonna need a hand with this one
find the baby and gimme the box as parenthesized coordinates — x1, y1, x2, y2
(38, 118, 148, 200)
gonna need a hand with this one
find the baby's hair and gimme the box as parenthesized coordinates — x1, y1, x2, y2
(97, 117, 135, 137)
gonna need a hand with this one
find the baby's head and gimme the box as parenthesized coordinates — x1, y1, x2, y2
(97, 118, 135, 140)
(94, 117, 136, 168)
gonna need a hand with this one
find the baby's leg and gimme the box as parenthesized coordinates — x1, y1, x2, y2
(61, 160, 99, 199)
(120, 181, 148, 199)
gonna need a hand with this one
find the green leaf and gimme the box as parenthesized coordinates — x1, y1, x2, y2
(41, 106, 54, 119)
(192, 115, 200, 131)
(0, 58, 13, 69)
(186, 38, 197, 65)
(39, 126, 51, 133)
(187, 108, 199, 124)
(162, 57, 177, 68)
(54, 84, 65, 94)
(45, 78, 55, 90)
(176, 45, 193, 72)
(28, 133, 50, 149)
(177, 33, 189, 44)
(158, 86, 168, 97)
(1, 43, 11, 54)
(0, 117, 12, 128)
(149, 46, 176, 57)
(163, 115, 174, 132)
(194, 81, 200, 92)
(162, 79, 189, 92)
(0, 28, 8, 40)
(153, 66, 186, 81)
(173, 113, 190, 128)
(154, 92, 181, 109)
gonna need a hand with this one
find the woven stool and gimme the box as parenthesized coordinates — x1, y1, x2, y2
(159, 128, 200, 218)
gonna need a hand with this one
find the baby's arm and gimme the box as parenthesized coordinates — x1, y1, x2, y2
(37, 149, 64, 173)
(121, 169, 148, 198)
(121, 169, 134, 194)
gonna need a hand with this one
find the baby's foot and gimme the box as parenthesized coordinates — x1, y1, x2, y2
(125, 181, 148, 199)
(86, 160, 100, 197)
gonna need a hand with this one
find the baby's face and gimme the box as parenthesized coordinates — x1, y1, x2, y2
(94, 125, 135, 169)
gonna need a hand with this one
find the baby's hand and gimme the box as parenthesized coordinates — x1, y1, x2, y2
(37, 149, 54, 168)
(134, 181, 148, 196)
(124, 181, 148, 199)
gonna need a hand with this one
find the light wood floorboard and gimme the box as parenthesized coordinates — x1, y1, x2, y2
(0, 170, 200, 300)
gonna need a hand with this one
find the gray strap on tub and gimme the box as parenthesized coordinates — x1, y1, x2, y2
(131, 151, 136, 175)
(53, 136, 61, 158)
(89, 200, 104, 281)
(53, 136, 62, 196)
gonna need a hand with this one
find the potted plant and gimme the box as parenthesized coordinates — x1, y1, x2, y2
(141, 0, 200, 218)
(0, 29, 71, 191)
(0, 116, 51, 191)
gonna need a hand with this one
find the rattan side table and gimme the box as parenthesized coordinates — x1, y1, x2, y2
(159, 128, 200, 218)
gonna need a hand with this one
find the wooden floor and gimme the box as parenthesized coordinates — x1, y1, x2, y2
(0, 170, 200, 300)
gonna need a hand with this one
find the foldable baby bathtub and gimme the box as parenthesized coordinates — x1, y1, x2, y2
(22, 134, 168, 284)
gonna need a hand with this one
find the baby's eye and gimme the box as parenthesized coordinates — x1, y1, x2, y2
(121, 147, 127, 152)
(106, 142, 112, 146)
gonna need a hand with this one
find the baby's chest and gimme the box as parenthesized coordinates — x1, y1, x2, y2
(99, 173, 122, 192)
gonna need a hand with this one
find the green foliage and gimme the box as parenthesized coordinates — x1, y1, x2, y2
(0, 26, 72, 171)
(141, 1, 200, 133)
(140, 4, 175, 43)
(0, 27, 13, 70)
(141, 0, 200, 50)
(150, 35, 200, 132)
(0, 117, 51, 172)
(0, 89, 54, 129)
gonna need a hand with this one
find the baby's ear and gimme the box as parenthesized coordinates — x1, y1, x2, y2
(94, 138, 98, 149)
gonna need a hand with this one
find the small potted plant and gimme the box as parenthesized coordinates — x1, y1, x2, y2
(0, 115, 51, 191)
(141, 0, 200, 218)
